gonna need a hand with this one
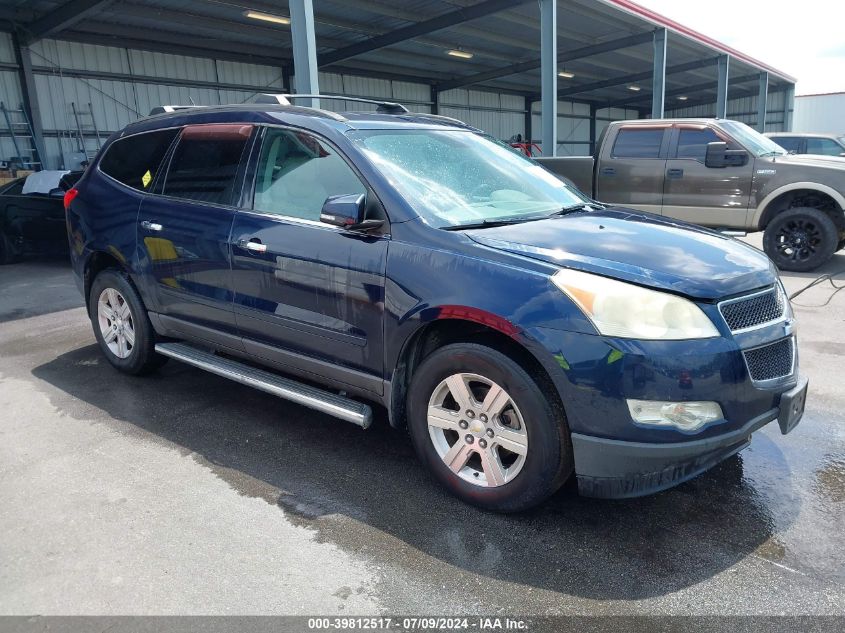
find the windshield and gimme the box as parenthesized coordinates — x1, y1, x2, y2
(721, 120, 786, 156)
(348, 129, 589, 228)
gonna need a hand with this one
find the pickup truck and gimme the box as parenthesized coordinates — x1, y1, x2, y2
(537, 118, 845, 271)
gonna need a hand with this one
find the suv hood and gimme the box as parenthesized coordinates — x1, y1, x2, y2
(466, 209, 776, 301)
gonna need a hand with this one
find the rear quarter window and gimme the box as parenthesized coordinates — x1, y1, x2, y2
(162, 125, 252, 206)
(99, 129, 179, 191)
(611, 128, 665, 158)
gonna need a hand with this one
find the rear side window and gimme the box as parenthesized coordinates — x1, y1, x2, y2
(770, 137, 801, 153)
(99, 129, 179, 191)
(612, 128, 665, 158)
(162, 124, 252, 206)
(676, 128, 722, 161)
(806, 137, 843, 156)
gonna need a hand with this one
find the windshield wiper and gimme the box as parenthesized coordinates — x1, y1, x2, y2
(547, 202, 602, 217)
(442, 216, 541, 230)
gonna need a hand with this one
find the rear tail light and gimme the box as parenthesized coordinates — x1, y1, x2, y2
(63, 188, 79, 211)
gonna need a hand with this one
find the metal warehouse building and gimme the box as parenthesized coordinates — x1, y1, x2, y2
(0, 0, 796, 171)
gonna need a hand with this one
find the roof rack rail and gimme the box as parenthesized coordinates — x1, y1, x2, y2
(255, 93, 409, 114)
(148, 105, 206, 116)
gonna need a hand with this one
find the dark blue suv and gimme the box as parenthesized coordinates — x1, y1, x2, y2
(65, 97, 808, 511)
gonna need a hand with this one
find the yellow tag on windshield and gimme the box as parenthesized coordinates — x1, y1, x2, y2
(141, 170, 152, 188)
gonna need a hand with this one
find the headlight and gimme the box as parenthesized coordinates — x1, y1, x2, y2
(552, 269, 719, 340)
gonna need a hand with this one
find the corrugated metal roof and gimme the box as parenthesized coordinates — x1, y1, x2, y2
(0, 0, 795, 110)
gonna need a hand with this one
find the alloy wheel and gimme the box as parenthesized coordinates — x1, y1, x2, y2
(775, 218, 822, 263)
(427, 373, 528, 487)
(97, 288, 135, 359)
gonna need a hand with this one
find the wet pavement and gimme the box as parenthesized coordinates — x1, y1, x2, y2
(0, 247, 844, 616)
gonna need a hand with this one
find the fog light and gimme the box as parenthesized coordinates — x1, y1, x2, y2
(627, 400, 723, 432)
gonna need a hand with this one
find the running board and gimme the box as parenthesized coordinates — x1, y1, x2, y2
(154, 342, 372, 428)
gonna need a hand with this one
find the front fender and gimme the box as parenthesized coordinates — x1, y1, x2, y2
(384, 239, 596, 378)
(752, 181, 845, 229)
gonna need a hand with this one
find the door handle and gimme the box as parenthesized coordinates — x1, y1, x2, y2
(600, 167, 616, 176)
(667, 168, 684, 179)
(140, 220, 163, 232)
(238, 238, 267, 253)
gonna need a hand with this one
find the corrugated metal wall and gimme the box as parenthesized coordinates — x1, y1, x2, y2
(0, 31, 792, 169)
(665, 90, 789, 133)
(793, 94, 845, 133)
(0, 33, 24, 164)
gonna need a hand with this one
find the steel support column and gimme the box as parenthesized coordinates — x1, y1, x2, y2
(12, 32, 47, 170)
(430, 86, 439, 115)
(651, 28, 667, 119)
(785, 84, 795, 131)
(716, 54, 729, 118)
(540, 0, 557, 156)
(757, 72, 768, 132)
(525, 97, 534, 146)
(288, 0, 319, 107)
(589, 105, 597, 155)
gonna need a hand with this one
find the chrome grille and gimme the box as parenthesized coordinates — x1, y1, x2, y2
(743, 337, 794, 383)
(719, 286, 785, 332)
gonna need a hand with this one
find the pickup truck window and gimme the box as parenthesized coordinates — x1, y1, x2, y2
(676, 128, 721, 161)
(806, 137, 843, 156)
(350, 129, 587, 228)
(163, 130, 250, 206)
(770, 136, 802, 153)
(720, 120, 785, 157)
(253, 128, 366, 221)
(99, 128, 179, 191)
(611, 128, 664, 158)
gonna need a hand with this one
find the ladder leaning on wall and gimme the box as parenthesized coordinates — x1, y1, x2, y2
(0, 102, 42, 172)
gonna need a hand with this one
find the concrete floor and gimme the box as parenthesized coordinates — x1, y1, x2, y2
(0, 241, 844, 616)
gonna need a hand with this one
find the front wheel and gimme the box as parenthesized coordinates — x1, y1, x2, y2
(0, 231, 19, 265)
(407, 343, 573, 512)
(763, 207, 838, 272)
(89, 269, 167, 375)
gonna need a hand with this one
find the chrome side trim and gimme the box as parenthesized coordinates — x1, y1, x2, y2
(155, 342, 372, 428)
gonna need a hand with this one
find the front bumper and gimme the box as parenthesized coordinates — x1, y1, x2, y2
(573, 375, 808, 498)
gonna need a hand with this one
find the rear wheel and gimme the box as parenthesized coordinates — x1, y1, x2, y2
(89, 269, 167, 375)
(407, 343, 572, 512)
(763, 207, 838, 272)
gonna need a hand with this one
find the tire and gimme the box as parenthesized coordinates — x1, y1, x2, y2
(407, 343, 573, 512)
(763, 207, 839, 272)
(89, 268, 167, 375)
(0, 231, 20, 265)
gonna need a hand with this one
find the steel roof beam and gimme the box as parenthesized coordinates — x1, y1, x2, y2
(605, 73, 761, 109)
(555, 57, 718, 99)
(318, 0, 533, 67)
(436, 31, 654, 92)
(24, 0, 113, 42)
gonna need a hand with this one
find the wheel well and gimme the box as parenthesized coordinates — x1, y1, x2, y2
(759, 189, 845, 232)
(388, 319, 562, 429)
(83, 251, 126, 310)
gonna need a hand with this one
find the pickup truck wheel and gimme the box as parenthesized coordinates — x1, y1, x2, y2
(407, 343, 572, 512)
(763, 207, 838, 272)
(89, 269, 167, 375)
(0, 231, 20, 265)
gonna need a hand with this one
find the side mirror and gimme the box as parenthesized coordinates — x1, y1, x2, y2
(320, 194, 384, 232)
(49, 187, 65, 198)
(705, 141, 749, 168)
